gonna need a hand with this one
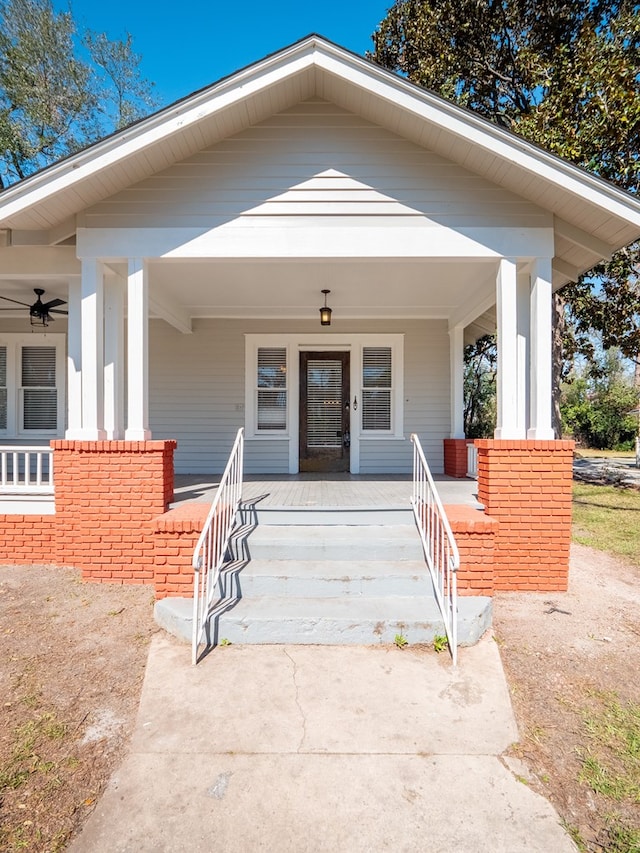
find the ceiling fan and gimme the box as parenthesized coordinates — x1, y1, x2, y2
(0, 288, 68, 326)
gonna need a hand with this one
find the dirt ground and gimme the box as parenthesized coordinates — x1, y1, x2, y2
(494, 543, 640, 852)
(0, 567, 157, 852)
(0, 543, 638, 851)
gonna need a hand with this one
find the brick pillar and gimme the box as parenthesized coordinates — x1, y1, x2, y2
(443, 438, 471, 478)
(476, 439, 574, 591)
(52, 440, 176, 584)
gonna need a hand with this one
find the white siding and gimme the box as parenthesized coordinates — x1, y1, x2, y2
(148, 317, 449, 475)
(83, 99, 548, 231)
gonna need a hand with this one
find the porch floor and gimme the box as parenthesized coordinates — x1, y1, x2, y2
(172, 473, 481, 509)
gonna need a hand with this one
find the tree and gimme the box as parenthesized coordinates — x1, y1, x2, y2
(371, 0, 640, 431)
(464, 334, 497, 437)
(561, 349, 638, 449)
(0, 0, 155, 186)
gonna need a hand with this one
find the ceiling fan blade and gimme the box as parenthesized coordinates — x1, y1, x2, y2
(0, 295, 31, 307)
(43, 298, 66, 309)
(48, 309, 68, 315)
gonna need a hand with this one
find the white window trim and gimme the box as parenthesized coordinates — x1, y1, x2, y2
(245, 334, 404, 473)
(0, 334, 65, 438)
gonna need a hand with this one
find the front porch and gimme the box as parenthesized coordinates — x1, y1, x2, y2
(172, 471, 480, 509)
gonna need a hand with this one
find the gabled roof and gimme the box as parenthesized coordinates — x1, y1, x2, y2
(1, 34, 639, 283)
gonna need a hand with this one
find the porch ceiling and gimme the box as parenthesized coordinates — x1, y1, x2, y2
(147, 258, 497, 320)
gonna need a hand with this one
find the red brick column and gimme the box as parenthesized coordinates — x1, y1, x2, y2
(476, 439, 574, 591)
(443, 439, 472, 478)
(153, 504, 209, 599)
(446, 505, 498, 596)
(51, 440, 176, 584)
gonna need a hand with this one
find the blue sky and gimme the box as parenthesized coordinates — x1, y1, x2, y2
(62, 0, 391, 107)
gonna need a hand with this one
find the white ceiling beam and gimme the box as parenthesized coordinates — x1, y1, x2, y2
(47, 217, 77, 245)
(552, 257, 582, 283)
(0, 246, 80, 275)
(554, 217, 614, 261)
(448, 286, 495, 331)
(149, 290, 192, 334)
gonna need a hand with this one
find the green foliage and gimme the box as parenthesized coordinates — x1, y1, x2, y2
(561, 350, 638, 448)
(464, 334, 496, 438)
(0, 0, 155, 185)
(371, 0, 640, 370)
(433, 634, 448, 653)
(394, 633, 408, 648)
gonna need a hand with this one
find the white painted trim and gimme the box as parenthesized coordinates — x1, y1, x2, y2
(0, 333, 65, 438)
(104, 275, 125, 439)
(65, 281, 82, 438)
(80, 259, 106, 440)
(494, 258, 522, 439)
(76, 225, 555, 262)
(527, 258, 554, 439)
(125, 259, 152, 440)
(245, 333, 404, 474)
(449, 326, 465, 439)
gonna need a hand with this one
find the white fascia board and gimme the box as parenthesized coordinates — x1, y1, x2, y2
(0, 45, 317, 222)
(314, 46, 640, 231)
(77, 224, 554, 261)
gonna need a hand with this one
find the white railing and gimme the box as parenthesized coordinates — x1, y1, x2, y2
(0, 446, 54, 493)
(636, 436, 640, 469)
(410, 434, 460, 666)
(192, 428, 244, 665)
(467, 442, 478, 478)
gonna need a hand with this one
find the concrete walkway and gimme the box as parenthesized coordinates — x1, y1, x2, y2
(70, 635, 576, 853)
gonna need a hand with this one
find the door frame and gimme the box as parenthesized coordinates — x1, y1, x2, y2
(299, 350, 351, 473)
(245, 333, 404, 474)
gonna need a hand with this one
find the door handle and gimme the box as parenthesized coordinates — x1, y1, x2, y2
(353, 395, 358, 411)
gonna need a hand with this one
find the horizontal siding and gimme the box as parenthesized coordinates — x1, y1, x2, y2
(149, 317, 449, 475)
(84, 99, 548, 231)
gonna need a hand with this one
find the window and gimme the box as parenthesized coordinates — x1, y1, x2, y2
(362, 347, 392, 431)
(21, 347, 57, 430)
(256, 347, 287, 431)
(0, 336, 64, 436)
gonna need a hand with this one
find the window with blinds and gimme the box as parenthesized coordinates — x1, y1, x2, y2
(20, 346, 57, 431)
(362, 346, 392, 431)
(0, 346, 6, 430)
(257, 347, 287, 431)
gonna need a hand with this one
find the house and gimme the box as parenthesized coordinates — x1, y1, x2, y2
(1, 35, 639, 602)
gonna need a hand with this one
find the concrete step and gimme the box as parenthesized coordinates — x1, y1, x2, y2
(155, 594, 492, 647)
(241, 524, 425, 562)
(218, 558, 430, 598)
(243, 506, 415, 526)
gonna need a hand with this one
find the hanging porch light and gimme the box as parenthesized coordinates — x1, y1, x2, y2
(319, 289, 332, 326)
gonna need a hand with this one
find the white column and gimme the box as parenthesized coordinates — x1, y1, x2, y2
(125, 258, 152, 440)
(65, 279, 83, 439)
(449, 324, 465, 438)
(528, 257, 554, 439)
(494, 258, 523, 439)
(104, 274, 125, 440)
(79, 258, 106, 440)
(516, 272, 530, 435)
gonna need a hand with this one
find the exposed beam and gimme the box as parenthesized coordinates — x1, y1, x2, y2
(149, 288, 192, 334)
(0, 245, 80, 275)
(554, 217, 614, 261)
(552, 257, 581, 283)
(47, 217, 76, 246)
(448, 285, 495, 332)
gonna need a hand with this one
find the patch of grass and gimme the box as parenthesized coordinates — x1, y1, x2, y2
(433, 634, 448, 653)
(561, 820, 588, 852)
(572, 484, 640, 566)
(0, 713, 69, 792)
(601, 814, 640, 853)
(577, 691, 640, 804)
(575, 448, 636, 459)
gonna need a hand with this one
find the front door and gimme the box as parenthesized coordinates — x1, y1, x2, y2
(299, 351, 350, 473)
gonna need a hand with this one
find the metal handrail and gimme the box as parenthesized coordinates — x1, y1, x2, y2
(0, 445, 54, 493)
(192, 428, 244, 664)
(410, 434, 460, 666)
